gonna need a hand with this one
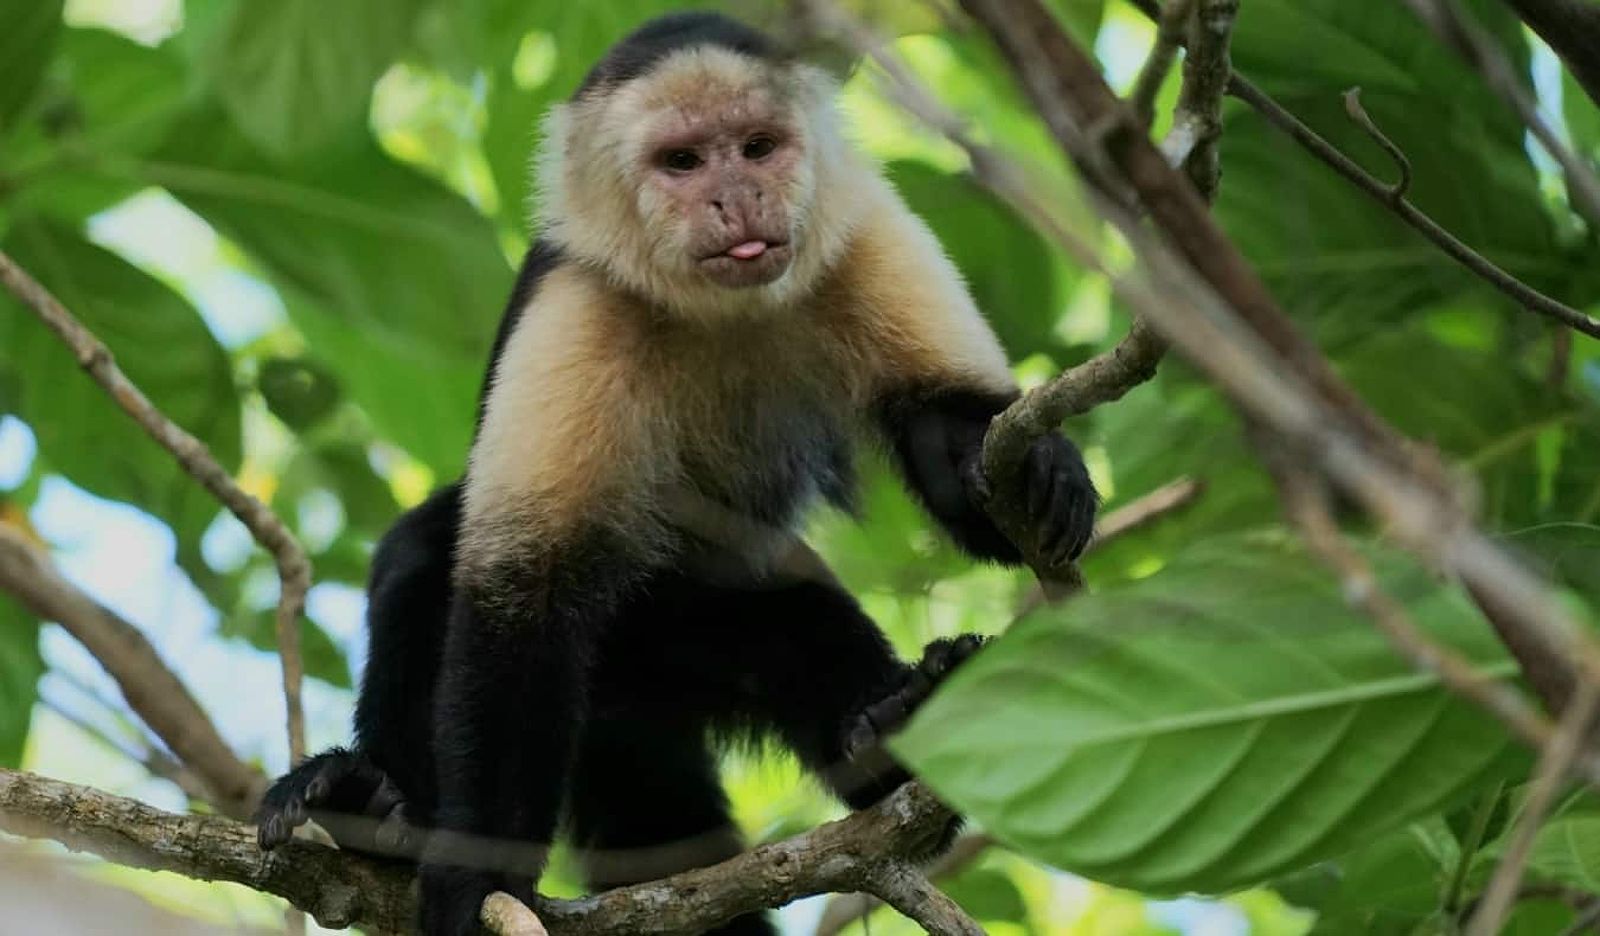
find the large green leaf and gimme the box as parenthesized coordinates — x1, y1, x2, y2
(151, 112, 510, 474)
(2, 29, 189, 227)
(0, 592, 43, 768)
(0, 221, 241, 555)
(1282, 820, 1458, 935)
(893, 533, 1519, 893)
(0, 0, 63, 139)
(197, 0, 425, 158)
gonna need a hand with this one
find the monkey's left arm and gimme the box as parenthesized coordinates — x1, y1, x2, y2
(877, 384, 1096, 565)
(853, 193, 1097, 565)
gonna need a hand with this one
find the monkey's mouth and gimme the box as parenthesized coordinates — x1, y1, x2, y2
(698, 239, 792, 287)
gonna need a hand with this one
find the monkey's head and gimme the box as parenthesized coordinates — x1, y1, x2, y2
(537, 14, 868, 317)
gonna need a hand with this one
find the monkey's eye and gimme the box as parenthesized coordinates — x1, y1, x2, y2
(743, 136, 777, 161)
(660, 149, 703, 172)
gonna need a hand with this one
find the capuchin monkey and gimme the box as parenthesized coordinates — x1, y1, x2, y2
(256, 12, 1096, 935)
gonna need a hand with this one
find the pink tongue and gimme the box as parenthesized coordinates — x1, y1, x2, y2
(727, 240, 768, 260)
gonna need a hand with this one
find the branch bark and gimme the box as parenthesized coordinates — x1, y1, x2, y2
(0, 769, 973, 935)
(0, 526, 263, 818)
(0, 249, 311, 765)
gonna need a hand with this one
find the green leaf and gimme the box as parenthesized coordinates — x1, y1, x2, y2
(0, 0, 63, 138)
(942, 867, 1028, 923)
(150, 111, 510, 474)
(197, 0, 425, 158)
(0, 592, 43, 768)
(1278, 821, 1457, 933)
(887, 160, 1064, 359)
(275, 440, 399, 541)
(1508, 523, 1600, 601)
(1565, 70, 1600, 162)
(0, 220, 241, 557)
(258, 357, 341, 431)
(893, 532, 1519, 894)
(1339, 331, 1564, 527)
(1, 30, 188, 227)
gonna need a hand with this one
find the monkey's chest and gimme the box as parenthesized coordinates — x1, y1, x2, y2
(674, 392, 856, 530)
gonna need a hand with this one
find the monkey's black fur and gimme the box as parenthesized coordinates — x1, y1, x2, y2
(573, 12, 785, 98)
(258, 243, 1090, 934)
(257, 14, 1097, 936)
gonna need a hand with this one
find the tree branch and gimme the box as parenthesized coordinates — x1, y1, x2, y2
(0, 526, 262, 818)
(1130, 0, 1198, 125)
(0, 770, 975, 935)
(0, 249, 311, 765)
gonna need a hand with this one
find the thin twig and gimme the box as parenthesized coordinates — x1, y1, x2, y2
(0, 525, 263, 817)
(1401, 0, 1600, 223)
(0, 250, 310, 765)
(814, 833, 994, 936)
(1171, 0, 1238, 201)
(1129, 0, 1198, 125)
(866, 861, 986, 936)
(1342, 87, 1412, 200)
(1118, 0, 1600, 342)
(1469, 680, 1600, 935)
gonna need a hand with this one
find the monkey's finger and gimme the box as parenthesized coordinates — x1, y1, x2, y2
(364, 774, 406, 819)
(1025, 442, 1054, 518)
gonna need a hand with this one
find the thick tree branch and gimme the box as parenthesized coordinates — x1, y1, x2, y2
(0, 249, 311, 765)
(0, 526, 262, 818)
(0, 770, 974, 935)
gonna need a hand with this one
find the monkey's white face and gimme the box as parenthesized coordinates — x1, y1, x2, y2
(636, 94, 810, 289)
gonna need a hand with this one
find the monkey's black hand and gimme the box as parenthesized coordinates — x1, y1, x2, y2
(845, 634, 987, 757)
(255, 748, 410, 854)
(968, 433, 1097, 567)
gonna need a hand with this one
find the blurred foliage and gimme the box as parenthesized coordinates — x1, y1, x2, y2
(0, 0, 1598, 933)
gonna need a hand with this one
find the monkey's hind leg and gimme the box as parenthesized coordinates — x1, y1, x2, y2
(567, 713, 776, 936)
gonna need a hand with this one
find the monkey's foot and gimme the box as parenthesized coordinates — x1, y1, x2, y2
(844, 634, 987, 757)
(255, 748, 411, 854)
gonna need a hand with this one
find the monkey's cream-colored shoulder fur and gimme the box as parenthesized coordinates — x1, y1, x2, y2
(820, 172, 1017, 400)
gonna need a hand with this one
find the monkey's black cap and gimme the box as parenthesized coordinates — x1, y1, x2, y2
(574, 12, 785, 99)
